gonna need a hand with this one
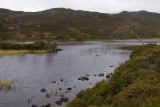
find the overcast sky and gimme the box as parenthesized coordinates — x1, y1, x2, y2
(0, 0, 160, 13)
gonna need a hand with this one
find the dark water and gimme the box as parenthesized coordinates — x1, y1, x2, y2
(0, 41, 132, 107)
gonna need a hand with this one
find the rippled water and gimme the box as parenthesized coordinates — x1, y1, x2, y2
(0, 41, 132, 107)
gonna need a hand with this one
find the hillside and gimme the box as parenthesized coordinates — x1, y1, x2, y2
(67, 44, 160, 107)
(0, 8, 160, 41)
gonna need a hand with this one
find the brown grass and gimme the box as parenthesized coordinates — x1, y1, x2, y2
(0, 50, 48, 56)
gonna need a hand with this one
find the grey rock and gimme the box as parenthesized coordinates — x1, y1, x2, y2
(67, 87, 72, 91)
(61, 97, 69, 102)
(52, 81, 56, 83)
(99, 73, 104, 77)
(31, 104, 38, 107)
(109, 65, 114, 67)
(106, 73, 111, 78)
(78, 76, 89, 81)
(86, 74, 90, 76)
(55, 100, 62, 105)
(46, 93, 50, 98)
(40, 88, 46, 92)
(40, 103, 51, 107)
(84, 76, 89, 81)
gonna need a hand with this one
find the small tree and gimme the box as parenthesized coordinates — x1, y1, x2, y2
(111, 20, 144, 45)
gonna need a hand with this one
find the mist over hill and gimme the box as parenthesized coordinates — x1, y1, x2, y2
(0, 8, 160, 41)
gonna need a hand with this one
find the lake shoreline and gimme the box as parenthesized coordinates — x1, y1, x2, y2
(67, 44, 160, 107)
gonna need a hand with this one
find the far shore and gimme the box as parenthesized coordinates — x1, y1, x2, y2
(0, 38, 160, 45)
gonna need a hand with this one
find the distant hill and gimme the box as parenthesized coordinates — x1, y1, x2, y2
(0, 8, 160, 41)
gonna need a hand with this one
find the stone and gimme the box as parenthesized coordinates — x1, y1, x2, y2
(52, 81, 56, 83)
(46, 93, 50, 98)
(45, 103, 51, 107)
(60, 79, 63, 82)
(109, 65, 114, 67)
(61, 97, 69, 102)
(40, 103, 51, 107)
(67, 87, 72, 91)
(99, 73, 104, 77)
(40, 88, 46, 92)
(106, 74, 111, 78)
(83, 76, 89, 81)
(86, 74, 90, 76)
(78, 76, 89, 81)
(55, 100, 62, 105)
(31, 104, 38, 107)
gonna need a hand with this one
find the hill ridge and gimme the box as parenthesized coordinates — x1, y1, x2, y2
(0, 8, 160, 41)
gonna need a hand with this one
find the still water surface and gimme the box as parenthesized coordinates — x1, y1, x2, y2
(0, 41, 133, 107)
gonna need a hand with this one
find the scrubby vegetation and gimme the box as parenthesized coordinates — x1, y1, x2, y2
(0, 41, 57, 50)
(67, 44, 160, 107)
(0, 41, 50, 50)
(0, 80, 14, 90)
(0, 41, 58, 55)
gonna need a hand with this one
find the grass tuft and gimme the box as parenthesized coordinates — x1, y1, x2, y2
(0, 80, 14, 90)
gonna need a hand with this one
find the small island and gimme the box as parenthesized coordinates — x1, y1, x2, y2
(0, 41, 60, 56)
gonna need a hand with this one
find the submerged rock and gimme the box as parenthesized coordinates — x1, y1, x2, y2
(84, 76, 89, 80)
(55, 100, 62, 105)
(31, 104, 38, 107)
(106, 74, 111, 78)
(61, 97, 69, 102)
(106, 73, 113, 78)
(67, 87, 72, 91)
(109, 65, 114, 67)
(78, 78, 81, 80)
(95, 54, 101, 56)
(99, 73, 104, 77)
(46, 93, 50, 98)
(60, 92, 64, 97)
(40, 103, 51, 107)
(52, 81, 56, 83)
(78, 76, 89, 81)
(86, 74, 90, 76)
